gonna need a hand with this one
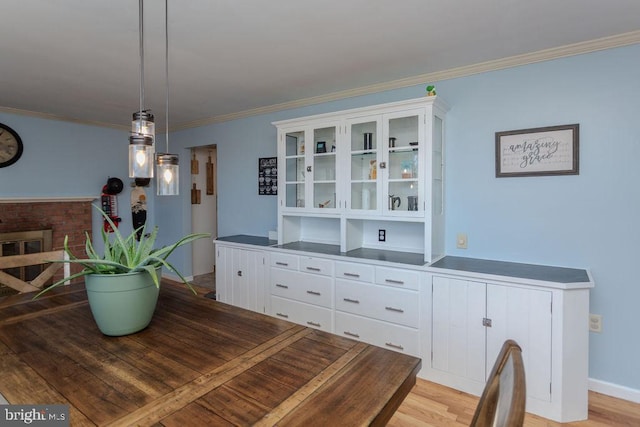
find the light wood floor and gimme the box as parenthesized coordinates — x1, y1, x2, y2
(387, 378, 640, 426)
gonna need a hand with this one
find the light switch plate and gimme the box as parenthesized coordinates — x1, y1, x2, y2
(456, 233, 468, 249)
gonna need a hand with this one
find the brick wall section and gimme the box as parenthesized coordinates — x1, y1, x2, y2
(0, 201, 93, 283)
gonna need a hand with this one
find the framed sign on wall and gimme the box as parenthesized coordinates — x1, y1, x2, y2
(258, 157, 277, 195)
(495, 124, 579, 177)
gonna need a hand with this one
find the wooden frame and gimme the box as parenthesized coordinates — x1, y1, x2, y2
(495, 124, 579, 177)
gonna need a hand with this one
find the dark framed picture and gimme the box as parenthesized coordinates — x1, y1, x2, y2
(316, 141, 326, 153)
(495, 124, 579, 177)
(258, 157, 277, 195)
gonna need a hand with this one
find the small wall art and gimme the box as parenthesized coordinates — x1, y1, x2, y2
(495, 124, 579, 177)
(258, 157, 277, 195)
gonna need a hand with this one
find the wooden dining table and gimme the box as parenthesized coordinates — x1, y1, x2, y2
(0, 281, 421, 426)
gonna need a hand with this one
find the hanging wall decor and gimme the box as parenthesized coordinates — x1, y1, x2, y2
(495, 124, 579, 177)
(191, 153, 199, 174)
(206, 152, 215, 195)
(258, 157, 277, 195)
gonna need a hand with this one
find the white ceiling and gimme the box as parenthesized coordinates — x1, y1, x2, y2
(1, 0, 639, 130)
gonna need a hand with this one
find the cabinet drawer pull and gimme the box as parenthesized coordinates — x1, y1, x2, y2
(385, 279, 405, 285)
(306, 290, 321, 296)
(306, 266, 321, 272)
(343, 331, 360, 338)
(385, 306, 404, 313)
(275, 283, 289, 289)
(276, 312, 289, 319)
(237, 270, 242, 277)
(275, 262, 289, 266)
(343, 298, 360, 304)
(385, 342, 404, 350)
(307, 321, 321, 327)
(343, 272, 360, 278)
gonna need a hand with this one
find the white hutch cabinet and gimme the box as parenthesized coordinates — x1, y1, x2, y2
(274, 96, 447, 263)
(213, 95, 594, 424)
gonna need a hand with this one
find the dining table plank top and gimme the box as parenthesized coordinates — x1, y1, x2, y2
(0, 281, 421, 426)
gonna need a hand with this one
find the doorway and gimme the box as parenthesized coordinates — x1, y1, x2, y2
(190, 145, 217, 291)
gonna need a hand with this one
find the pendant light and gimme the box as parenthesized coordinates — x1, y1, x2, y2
(129, 0, 154, 178)
(156, 0, 179, 195)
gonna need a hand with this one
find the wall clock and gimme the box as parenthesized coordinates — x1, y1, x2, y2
(0, 123, 23, 168)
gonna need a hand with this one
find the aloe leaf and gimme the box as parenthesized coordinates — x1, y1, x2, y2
(151, 233, 210, 260)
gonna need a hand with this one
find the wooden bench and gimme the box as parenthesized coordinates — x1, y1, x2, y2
(0, 250, 69, 293)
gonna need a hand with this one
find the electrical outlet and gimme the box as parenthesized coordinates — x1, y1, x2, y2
(589, 314, 602, 333)
(378, 229, 386, 242)
(456, 233, 468, 249)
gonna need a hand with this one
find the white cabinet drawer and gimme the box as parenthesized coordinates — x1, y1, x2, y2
(271, 296, 332, 332)
(375, 266, 419, 290)
(270, 253, 299, 270)
(270, 268, 333, 308)
(335, 279, 419, 327)
(335, 311, 419, 357)
(335, 261, 374, 283)
(299, 256, 333, 276)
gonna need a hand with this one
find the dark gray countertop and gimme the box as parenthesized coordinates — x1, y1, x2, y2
(345, 248, 426, 266)
(277, 242, 425, 265)
(215, 235, 278, 247)
(430, 256, 590, 284)
(216, 236, 591, 280)
(216, 237, 426, 266)
(277, 241, 342, 256)
(278, 241, 426, 266)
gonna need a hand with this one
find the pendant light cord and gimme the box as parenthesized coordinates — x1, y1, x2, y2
(139, 0, 144, 126)
(165, 0, 169, 153)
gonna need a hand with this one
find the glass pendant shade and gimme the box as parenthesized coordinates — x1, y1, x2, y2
(129, 134, 154, 178)
(132, 111, 155, 143)
(156, 153, 179, 195)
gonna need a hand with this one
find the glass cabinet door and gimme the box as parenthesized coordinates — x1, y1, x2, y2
(284, 130, 306, 208)
(348, 118, 380, 212)
(311, 126, 337, 209)
(384, 111, 423, 214)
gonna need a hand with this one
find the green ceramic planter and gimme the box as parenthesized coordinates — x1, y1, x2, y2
(84, 268, 161, 336)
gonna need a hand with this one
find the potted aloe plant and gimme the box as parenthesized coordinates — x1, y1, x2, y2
(36, 205, 209, 336)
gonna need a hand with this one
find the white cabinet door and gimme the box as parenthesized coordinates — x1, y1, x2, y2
(381, 109, 425, 218)
(215, 245, 232, 305)
(431, 275, 553, 404)
(486, 284, 552, 402)
(345, 115, 382, 213)
(431, 276, 486, 385)
(215, 245, 266, 313)
(279, 122, 340, 212)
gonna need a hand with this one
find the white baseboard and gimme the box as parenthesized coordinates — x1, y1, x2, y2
(589, 378, 640, 404)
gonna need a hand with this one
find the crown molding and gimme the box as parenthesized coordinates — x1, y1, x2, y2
(0, 106, 128, 131)
(173, 30, 640, 131)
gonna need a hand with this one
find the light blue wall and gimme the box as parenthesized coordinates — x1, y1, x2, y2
(0, 113, 143, 250)
(2, 43, 639, 391)
(170, 43, 640, 391)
